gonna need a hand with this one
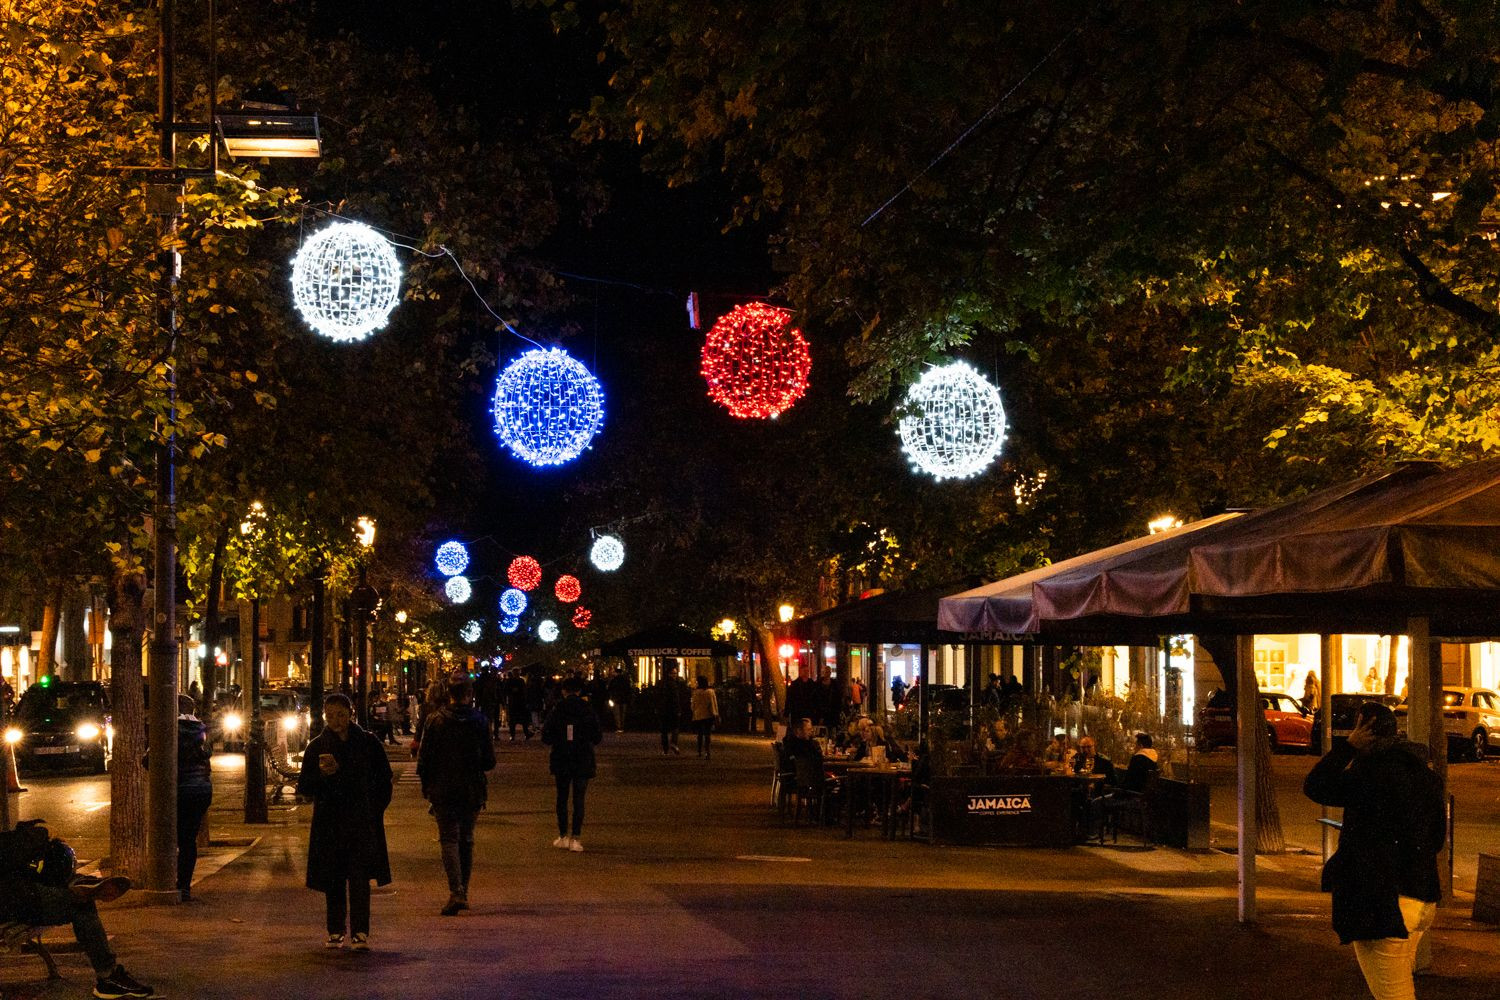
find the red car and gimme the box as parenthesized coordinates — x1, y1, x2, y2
(1196, 692, 1315, 753)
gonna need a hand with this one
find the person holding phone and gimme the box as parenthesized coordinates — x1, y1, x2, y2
(296, 693, 393, 951)
(542, 675, 603, 852)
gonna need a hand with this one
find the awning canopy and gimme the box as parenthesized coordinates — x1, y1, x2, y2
(595, 625, 737, 659)
(788, 580, 982, 645)
(939, 459, 1500, 641)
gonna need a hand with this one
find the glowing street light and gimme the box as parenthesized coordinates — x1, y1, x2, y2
(778, 604, 795, 623)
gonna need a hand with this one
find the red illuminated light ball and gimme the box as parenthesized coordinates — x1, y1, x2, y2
(554, 574, 581, 603)
(572, 606, 592, 629)
(700, 303, 811, 419)
(507, 556, 542, 591)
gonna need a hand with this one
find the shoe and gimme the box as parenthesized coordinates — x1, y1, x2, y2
(552, 835, 570, 848)
(568, 837, 584, 853)
(324, 933, 344, 949)
(440, 895, 463, 917)
(72, 875, 132, 903)
(93, 965, 154, 999)
(350, 933, 369, 952)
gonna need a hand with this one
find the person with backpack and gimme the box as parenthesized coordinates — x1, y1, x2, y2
(176, 694, 213, 901)
(542, 675, 603, 851)
(417, 678, 495, 916)
(1304, 701, 1446, 1000)
(0, 820, 152, 997)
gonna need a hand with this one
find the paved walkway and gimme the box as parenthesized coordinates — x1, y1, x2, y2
(3, 733, 1497, 999)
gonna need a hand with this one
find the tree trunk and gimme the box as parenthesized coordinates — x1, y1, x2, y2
(108, 571, 147, 881)
(202, 522, 228, 697)
(36, 581, 62, 679)
(752, 624, 786, 723)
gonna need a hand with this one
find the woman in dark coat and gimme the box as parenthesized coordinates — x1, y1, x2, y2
(296, 693, 393, 951)
(542, 675, 603, 852)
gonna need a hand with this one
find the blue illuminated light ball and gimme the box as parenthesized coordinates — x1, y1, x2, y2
(590, 534, 625, 572)
(434, 541, 469, 577)
(459, 620, 482, 643)
(499, 588, 528, 616)
(537, 619, 559, 643)
(499, 615, 520, 634)
(491, 347, 605, 467)
(445, 575, 472, 604)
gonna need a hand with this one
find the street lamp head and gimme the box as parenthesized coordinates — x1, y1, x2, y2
(215, 111, 321, 160)
(718, 618, 736, 637)
(778, 603, 795, 623)
(355, 516, 377, 549)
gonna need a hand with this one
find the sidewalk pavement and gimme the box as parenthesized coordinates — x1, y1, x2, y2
(3, 732, 1497, 1000)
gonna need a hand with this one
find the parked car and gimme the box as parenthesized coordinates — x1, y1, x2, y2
(1310, 693, 1405, 749)
(259, 688, 310, 751)
(1196, 691, 1315, 753)
(4, 680, 112, 774)
(1395, 687, 1500, 761)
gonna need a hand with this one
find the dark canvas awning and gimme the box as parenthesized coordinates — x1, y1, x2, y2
(789, 580, 981, 645)
(595, 625, 737, 659)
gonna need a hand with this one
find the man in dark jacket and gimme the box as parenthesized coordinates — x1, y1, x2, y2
(296, 693, 393, 951)
(1304, 701, 1445, 1000)
(542, 675, 603, 851)
(655, 661, 685, 755)
(416, 679, 496, 915)
(176, 695, 213, 900)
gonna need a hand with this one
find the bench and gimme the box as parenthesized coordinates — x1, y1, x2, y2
(0, 920, 61, 986)
(266, 743, 302, 804)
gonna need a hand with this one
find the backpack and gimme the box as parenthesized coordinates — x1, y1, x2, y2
(0, 819, 50, 882)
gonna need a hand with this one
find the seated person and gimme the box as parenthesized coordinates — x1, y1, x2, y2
(848, 717, 878, 761)
(870, 724, 909, 763)
(1072, 736, 1116, 783)
(997, 729, 1043, 772)
(784, 717, 823, 766)
(0, 841, 154, 999)
(1042, 732, 1075, 772)
(1119, 732, 1161, 792)
(983, 718, 1010, 752)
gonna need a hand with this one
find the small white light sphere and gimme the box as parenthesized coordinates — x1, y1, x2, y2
(445, 575, 472, 604)
(492, 348, 605, 467)
(290, 221, 402, 342)
(590, 534, 625, 572)
(434, 541, 469, 577)
(537, 619, 559, 643)
(897, 361, 1007, 481)
(459, 620, 482, 643)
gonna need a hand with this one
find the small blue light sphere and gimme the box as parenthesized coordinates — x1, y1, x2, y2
(459, 620, 482, 643)
(491, 347, 605, 467)
(499, 615, 520, 634)
(290, 221, 402, 342)
(499, 587, 528, 616)
(590, 534, 625, 572)
(445, 575, 472, 604)
(434, 541, 469, 577)
(538, 619, 559, 643)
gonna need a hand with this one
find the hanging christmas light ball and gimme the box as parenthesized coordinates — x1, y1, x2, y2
(499, 588, 528, 616)
(491, 347, 606, 467)
(700, 302, 811, 419)
(434, 541, 469, 577)
(290, 221, 402, 342)
(507, 556, 542, 591)
(444, 575, 472, 605)
(499, 615, 520, 634)
(572, 606, 592, 629)
(459, 620, 482, 644)
(589, 534, 625, 572)
(896, 360, 1007, 481)
(537, 619, 560, 643)
(554, 575, 581, 603)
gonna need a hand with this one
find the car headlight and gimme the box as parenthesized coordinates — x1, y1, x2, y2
(3, 727, 21, 746)
(76, 722, 101, 741)
(223, 712, 243, 733)
(281, 715, 299, 732)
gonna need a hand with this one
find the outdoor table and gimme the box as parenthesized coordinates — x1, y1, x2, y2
(842, 763, 911, 840)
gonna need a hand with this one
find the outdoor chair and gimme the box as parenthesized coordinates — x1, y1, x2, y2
(791, 755, 835, 827)
(1096, 777, 1156, 847)
(771, 741, 796, 814)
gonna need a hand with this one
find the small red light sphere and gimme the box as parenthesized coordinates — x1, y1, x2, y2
(572, 606, 592, 629)
(700, 302, 811, 419)
(507, 556, 542, 591)
(555, 574, 581, 603)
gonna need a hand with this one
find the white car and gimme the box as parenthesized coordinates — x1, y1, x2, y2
(1397, 687, 1500, 761)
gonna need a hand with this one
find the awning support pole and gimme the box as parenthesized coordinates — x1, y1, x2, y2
(1236, 633, 1258, 924)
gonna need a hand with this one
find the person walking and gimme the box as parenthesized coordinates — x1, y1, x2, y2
(654, 662, 686, 755)
(690, 676, 719, 759)
(607, 666, 633, 732)
(542, 675, 603, 852)
(504, 669, 533, 740)
(417, 679, 496, 916)
(296, 693, 393, 951)
(175, 694, 213, 901)
(1304, 701, 1446, 1000)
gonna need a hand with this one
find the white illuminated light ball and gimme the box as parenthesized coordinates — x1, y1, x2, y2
(590, 534, 625, 572)
(459, 620, 482, 643)
(445, 575, 472, 604)
(499, 615, 520, 634)
(434, 541, 469, 577)
(290, 221, 402, 342)
(538, 619, 559, 643)
(896, 361, 1007, 481)
(499, 588, 528, 616)
(491, 348, 605, 467)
